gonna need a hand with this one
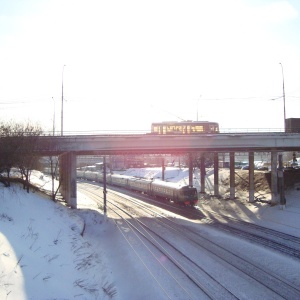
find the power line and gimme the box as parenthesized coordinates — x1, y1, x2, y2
(1, 94, 300, 106)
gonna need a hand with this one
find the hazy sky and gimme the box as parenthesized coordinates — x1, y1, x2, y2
(1, 0, 300, 133)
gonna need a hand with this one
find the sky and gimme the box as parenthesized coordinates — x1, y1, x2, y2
(1, 0, 300, 133)
(1, 168, 300, 299)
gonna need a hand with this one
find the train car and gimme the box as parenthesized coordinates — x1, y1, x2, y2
(77, 170, 108, 183)
(151, 120, 219, 135)
(150, 180, 198, 206)
(127, 177, 152, 194)
(110, 174, 132, 188)
(77, 169, 86, 179)
(76, 170, 198, 206)
(84, 171, 99, 182)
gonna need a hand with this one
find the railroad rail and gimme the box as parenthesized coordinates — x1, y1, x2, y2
(78, 181, 300, 299)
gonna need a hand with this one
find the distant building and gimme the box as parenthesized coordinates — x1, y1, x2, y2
(286, 118, 300, 133)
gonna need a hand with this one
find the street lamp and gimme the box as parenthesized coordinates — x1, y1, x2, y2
(279, 63, 286, 132)
(61, 65, 66, 136)
(52, 97, 55, 135)
(196, 95, 201, 121)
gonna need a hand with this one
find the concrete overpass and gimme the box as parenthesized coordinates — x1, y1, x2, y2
(34, 132, 300, 208)
(36, 132, 300, 155)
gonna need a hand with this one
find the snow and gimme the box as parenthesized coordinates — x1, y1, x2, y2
(1, 168, 300, 299)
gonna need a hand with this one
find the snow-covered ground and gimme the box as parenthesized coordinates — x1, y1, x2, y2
(1, 168, 300, 299)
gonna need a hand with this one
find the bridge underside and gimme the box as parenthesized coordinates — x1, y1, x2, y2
(58, 150, 283, 209)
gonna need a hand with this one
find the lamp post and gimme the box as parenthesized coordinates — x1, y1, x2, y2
(196, 99, 199, 121)
(52, 97, 55, 135)
(196, 95, 201, 121)
(61, 65, 66, 136)
(279, 63, 286, 132)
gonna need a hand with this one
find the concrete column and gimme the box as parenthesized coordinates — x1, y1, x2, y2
(161, 157, 165, 181)
(200, 154, 205, 194)
(230, 152, 235, 200)
(70, 152, 77, 209)
(249, 151, 255, 202)
(59, 154, 66, 200)
(214, 153, 219, 197)
(59, 152, 77, 208)
(271, 151, 278, 204)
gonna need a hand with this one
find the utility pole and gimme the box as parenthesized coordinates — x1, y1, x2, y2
(52, 97, 55, 135)
(279, 63, 286, 132)
(196, 95, 201, 121)
(61, 65, 66, 136)
(103, 156, 107, 216)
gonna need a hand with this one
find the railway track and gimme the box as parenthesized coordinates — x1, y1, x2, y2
(110, 184, 300, 260)
(79, 183, 233, 299)
(78, 181, 300, 299)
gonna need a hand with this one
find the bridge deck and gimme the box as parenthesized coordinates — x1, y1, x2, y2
(35, 133, 300, 155)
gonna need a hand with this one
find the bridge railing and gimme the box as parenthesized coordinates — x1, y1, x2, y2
(219, 128, 284, 134)
(0, 128, 287, 137)
(41, 128, 285, 136)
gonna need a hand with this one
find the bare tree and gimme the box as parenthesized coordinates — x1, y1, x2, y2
(16, 122, 43, 192)
(44, 155, 61, 201)
(0, 121, 22, 186)
(0, 120, 43, 191)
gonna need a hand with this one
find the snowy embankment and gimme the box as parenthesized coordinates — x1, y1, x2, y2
(0, 171, 116, 299)
(2, 167, 300, 299)
(0, 167, 205, 299)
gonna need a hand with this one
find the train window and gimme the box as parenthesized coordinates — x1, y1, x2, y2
(176, 126, 183, 133)
(166, 125, 174, 133)
(209, 124, 217, 132)
(162, 126, 167, 134)
(191, 125, 204, 133)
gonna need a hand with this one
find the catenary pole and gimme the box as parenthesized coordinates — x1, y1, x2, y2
(279, 63, 286, 132)
(61, 65, 66, 136)
(103, 156, 107, 215)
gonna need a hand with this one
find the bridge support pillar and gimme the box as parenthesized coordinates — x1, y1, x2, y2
(161, 157, 165, 181)
(230, 152, 235, 200)
(59, 152, 77, 209)
(213, 153, 219, 197)
(271, 151, 278, 204)
(200, 154, 205, 193)
(248, 151, 255, 202)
